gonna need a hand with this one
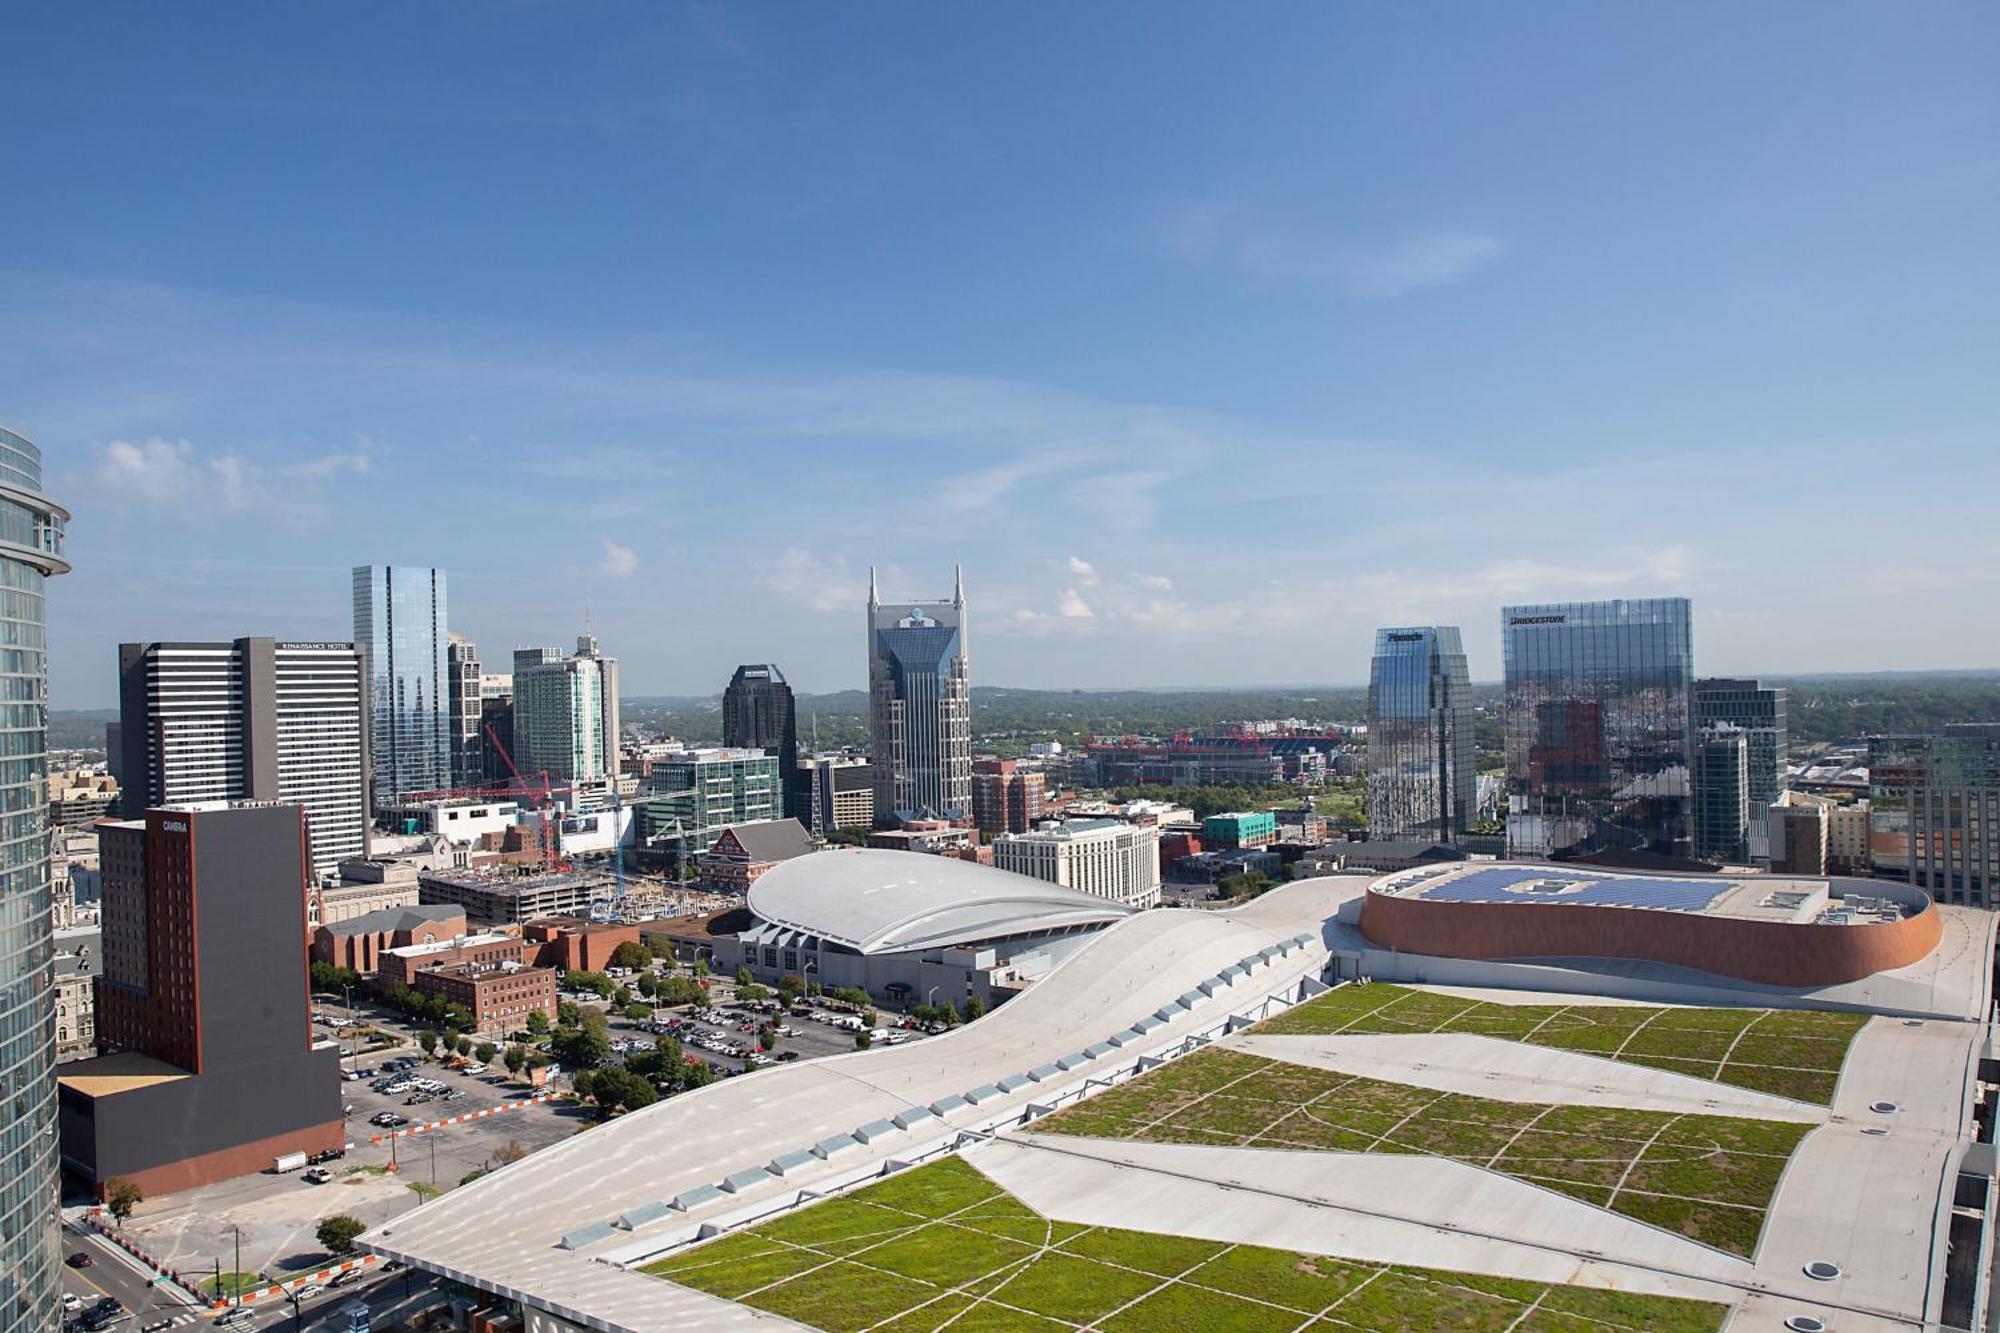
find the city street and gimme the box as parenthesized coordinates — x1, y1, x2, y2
(63, 1213, 448, 1333)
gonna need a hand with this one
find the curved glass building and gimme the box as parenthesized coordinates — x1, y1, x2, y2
(1366, 626, 1475, 842)
(0, 427, 69, 1332)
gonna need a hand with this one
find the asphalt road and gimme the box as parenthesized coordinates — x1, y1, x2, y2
(58, 1221, 444, 1333)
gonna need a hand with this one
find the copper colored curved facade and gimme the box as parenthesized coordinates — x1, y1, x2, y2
(1359, 885, 1943, 988)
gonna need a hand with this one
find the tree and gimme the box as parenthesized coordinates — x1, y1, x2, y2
(734, 965, 753, 988)
(104, 1178, 143, 1222)
(737, 982, 769, 1003)
(961, 994, 987, 1022)
(474, 1041, 497, 1064)
(553, 1022, 611, 1070)
(635, 972, 659, 999)
(777, 973, 805, 1002)
(609, 941, 651, 971)
(624, 1003, 653, 1021)
(854, 1030, 873, 1051)
(612, 985, 633, 1009)
(860, 1008, 878, 1029)
(757, 1025, 777, 1052)
(417, 1029, 439, 1056)
(487, 1139, 528, 1168)
(504, 1044, 529, 1077)
(525, 1008, 551, 1037)
(454, 1035, 473, 1057)
(586, 1066, 657, 1116)
(564, 970, 616, 999)
(692, 958, 710, 978)
(1218, 870, 1275, 900)
(657, 976, 707, 1007)
(309, 962, 364, 996)
(556, 1000, 584, 1030)
(316, 1215, 367, 1256)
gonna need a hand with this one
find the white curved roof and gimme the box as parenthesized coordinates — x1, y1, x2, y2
(746, 847, 1136, 954)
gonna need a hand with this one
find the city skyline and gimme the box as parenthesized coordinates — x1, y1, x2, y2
(10, 4, 2000, 707)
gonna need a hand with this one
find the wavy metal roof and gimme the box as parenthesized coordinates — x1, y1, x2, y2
(746, 847, 1136, 954)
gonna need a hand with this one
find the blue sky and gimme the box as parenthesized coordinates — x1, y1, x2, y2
(8, 3, 1997, 708)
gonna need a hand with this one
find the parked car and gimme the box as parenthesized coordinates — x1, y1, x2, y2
(64, 1253, 91, 1269)
(301, 1167, 333, 1185)
(293, 1284, 324, 1300)
(61, 1295, 82, 1313)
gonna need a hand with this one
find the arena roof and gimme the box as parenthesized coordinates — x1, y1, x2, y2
(744, 847, 1136, 954)
(1374, 861, 1922, 926)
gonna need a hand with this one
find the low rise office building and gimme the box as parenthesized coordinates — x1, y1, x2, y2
(524, 918, 647, 973)
(1202, 810, 1278, 850)
(379, 932, 533, 990)
(415, 960, 557, 1037)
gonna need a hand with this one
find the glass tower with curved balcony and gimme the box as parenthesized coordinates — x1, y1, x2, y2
(0, 426, 69, 1332)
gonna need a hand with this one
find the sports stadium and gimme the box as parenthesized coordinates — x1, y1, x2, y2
(365, 860, 2000, 1333)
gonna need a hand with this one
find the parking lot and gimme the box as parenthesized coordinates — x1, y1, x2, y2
(119, 1047, 583, 1286)
(110, 980, 931, 1292)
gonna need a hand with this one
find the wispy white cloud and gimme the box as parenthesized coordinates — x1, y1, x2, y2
(1056, 588, 1095, 620)
(93, 434, 370, 526)
(1064, 556, 1098, 585)
(1158, 197, 1503, 298)
(598, 538, 639, 578)
(758, 547, 861, 613)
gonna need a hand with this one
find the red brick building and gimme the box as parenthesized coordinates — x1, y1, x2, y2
(524, 917, 646, 973)
(971, 760, 1045, 836)
(378, 932, 531, 989)
(697, 818, 814, 894)
(312, 903, 468, 975)
(414, 961, 558, 1036)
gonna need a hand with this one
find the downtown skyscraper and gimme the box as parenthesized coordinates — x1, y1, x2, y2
(116, 638, 369, 879)
(1502, 598, 1694, 859)
(0, 427, 68, 1331)
(867, 567, 971, 825)
(353, 566, 451, 806)
(723, 663, 801, 820)
(1365, 626, 1475, 842)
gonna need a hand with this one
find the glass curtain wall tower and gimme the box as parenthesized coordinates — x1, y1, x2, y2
(1365, 627, 1474, 842)
(867, 567, 971, 825)
(1502, 598, 1694, 859)
(353, 566, 451, 807)
(0, 426, 68, 1332)
(723, 664, 801, 820)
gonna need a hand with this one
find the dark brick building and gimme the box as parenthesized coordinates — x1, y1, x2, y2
(59, 803, 344, 1198)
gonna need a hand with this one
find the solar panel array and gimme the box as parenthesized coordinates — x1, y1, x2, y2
(1417, 864, 1730, 913)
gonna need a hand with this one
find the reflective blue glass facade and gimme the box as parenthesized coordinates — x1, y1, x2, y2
(353, 567, 450, 805)
(1502, 598, 1693, 858)
(866, 570, 970, 824)
(0, 427, 67, 1332)
(1365, 626, 1474, 841)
